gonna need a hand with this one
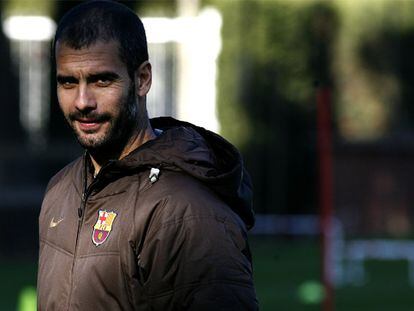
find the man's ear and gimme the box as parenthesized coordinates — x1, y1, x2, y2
(135, 61, 152, 97)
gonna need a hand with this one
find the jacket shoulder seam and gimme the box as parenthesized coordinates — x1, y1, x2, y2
(45, 157, 81, 194)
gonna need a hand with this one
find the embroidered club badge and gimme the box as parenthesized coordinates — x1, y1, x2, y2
(92, 210, 117, 246)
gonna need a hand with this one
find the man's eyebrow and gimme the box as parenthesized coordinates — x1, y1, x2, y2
(56, 72, 121, 83)
(87, 71, 120, 82)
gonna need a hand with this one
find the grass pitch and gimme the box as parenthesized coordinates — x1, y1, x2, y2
(251, 236, 414, 310)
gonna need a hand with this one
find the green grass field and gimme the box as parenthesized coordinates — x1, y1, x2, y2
(1, 237, 414, 310)
(252, 236, 414, 310)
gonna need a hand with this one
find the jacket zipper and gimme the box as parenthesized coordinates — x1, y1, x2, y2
(65, 159, 112, 309)
(66, 170, 101, 309)
(66, 190, 88, 310)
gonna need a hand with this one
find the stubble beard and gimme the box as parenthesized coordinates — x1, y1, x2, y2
(68, 83, 139, 157)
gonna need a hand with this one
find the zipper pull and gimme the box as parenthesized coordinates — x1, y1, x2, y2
(78, 207, 83, 218)
(149, 168, 160, 183)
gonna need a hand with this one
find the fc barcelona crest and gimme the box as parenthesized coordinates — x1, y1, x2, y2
(92, 210, 117, 246)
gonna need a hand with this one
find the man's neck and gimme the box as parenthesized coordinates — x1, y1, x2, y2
(89, 125, 156, 177)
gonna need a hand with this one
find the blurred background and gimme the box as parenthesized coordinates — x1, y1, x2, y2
(1, 0, 414, 310)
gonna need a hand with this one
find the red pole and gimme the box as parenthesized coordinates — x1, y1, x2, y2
(316, 86, 335, 311)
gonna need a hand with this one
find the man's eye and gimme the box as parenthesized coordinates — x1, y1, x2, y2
(96, 79, 111, 87)
(57, 77, 77, 89)
(59, 81, 75, 89)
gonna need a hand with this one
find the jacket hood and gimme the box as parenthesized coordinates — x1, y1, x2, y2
(113, 117, 255, 229)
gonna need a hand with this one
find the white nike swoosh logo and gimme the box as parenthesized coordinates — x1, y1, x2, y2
(49, 217, 64, 228)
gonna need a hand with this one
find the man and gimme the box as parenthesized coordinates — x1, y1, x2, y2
(37, 1, 258, 310)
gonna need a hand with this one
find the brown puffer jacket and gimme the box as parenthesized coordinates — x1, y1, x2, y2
(38, 117, 258, 310)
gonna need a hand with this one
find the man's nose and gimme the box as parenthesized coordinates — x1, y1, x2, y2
(75, 83, 96, 111)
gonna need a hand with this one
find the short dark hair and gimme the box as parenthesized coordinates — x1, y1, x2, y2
(54, 0, 148, 78)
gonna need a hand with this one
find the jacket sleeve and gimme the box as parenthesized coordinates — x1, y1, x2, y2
(137, 199, 259, 310)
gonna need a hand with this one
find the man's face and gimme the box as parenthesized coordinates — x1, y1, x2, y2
(56, 40, 137, 152)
